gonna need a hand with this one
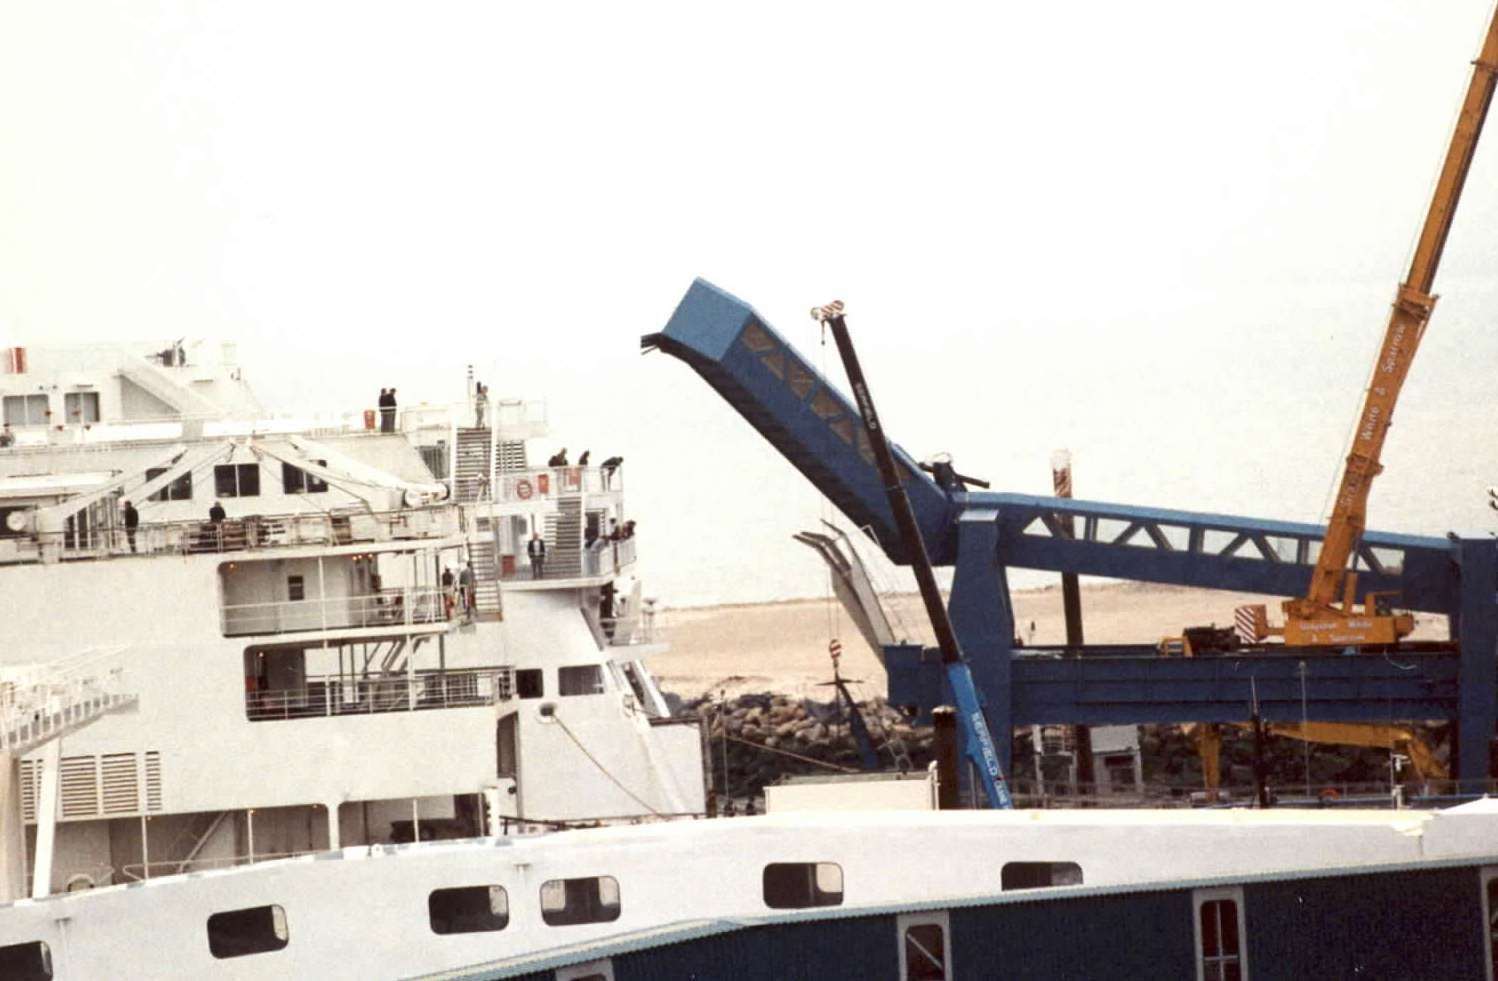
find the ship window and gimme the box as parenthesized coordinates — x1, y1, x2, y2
(559, 665, 604, 696)
(64, 391, 100, 424)
(287, 576, 305, 602)
(555, 960, 614, 981)
(3, 394, 48, 426)
(898, 912, 951, 981)
(1484, 869, 1498, 978)
(429, 885, 509, 934)
(496, 714, 517, 777)
(144, 467, 193, 502)
(282, 461, 328, 494)
(0, 940, 52, 981)
(515, 669, 544, 699)
(540, 876, 621, 926)
(1194, 888, 1247, 981)
(762, 862, 843, 909)
(206, 904, 289, 959)
(1001, 861, 1083, 890)
(215, 463, 261, 498)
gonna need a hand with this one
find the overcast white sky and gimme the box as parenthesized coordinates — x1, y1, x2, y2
(3, 2, 1497, 606)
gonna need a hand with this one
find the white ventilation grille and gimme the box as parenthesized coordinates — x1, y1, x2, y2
(21, 751, 163, 822)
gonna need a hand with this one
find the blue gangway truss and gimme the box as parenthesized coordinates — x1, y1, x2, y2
(647, 279, 1498, 789)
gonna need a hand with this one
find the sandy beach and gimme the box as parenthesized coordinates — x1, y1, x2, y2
(656, 582, 1450, 700)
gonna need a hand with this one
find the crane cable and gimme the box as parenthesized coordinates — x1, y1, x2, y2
(552, 715, 664, 817)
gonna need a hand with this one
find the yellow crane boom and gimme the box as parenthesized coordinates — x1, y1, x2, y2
(1279, 9, 1498, 646)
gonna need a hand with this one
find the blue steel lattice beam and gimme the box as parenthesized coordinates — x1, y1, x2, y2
(643, 279, 956, 564)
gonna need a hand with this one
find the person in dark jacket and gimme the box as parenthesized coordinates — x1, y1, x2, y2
(122, 499, 139, 553)
(527, 532, 547, 579)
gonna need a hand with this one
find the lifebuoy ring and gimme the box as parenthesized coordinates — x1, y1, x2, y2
(515, 478, 533, 500)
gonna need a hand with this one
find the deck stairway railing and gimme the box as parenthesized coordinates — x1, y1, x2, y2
(452, 426, 493, 503)
(244, 666, 511, 720)
(0, 648, 137, 756)
(222, 587, 449, 637)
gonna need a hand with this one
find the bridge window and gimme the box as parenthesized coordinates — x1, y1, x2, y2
(0, 940, 51, 980)
(215, 463, 261, 498)
(206, 904, 289, 959)
(145, 467, 193, 502)
(1001, 861, 1082, 890)
(2, 394, 48, 426)
(64, 391, 100, 424)
(1194, 888, 1246, 981)
(429, 885, 509, 934)
(763, 862, 843, 909)
(515, 669, 544, 699)
(540, 876, 620, 926)
(282, 462, 329, 495)
(559, 665, 604, 696)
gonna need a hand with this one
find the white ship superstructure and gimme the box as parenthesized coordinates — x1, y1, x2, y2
(0, 341, 705, 903)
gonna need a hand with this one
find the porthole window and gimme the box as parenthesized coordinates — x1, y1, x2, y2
(541, 876, 621, 926)
(206, 904, 289, 959)
(762, 862, 843, 909)
(0, 940, 52, 981)
(429, 885, 509, 935)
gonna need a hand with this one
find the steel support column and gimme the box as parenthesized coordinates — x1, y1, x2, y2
(948, 511, 1015, 778)
(1454, 536, 1498, 791)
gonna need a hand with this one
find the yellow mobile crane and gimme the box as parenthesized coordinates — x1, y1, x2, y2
(1246, 9, 1498, 647)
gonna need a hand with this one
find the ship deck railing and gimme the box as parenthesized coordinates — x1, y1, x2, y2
(244, 666, 512, 721)
(499, 536, 637, 583)
(597, 613, 665, 649)
(223, 586, 452, 637)
(0, 398, 548, 450)
(1, 505, 461, 566)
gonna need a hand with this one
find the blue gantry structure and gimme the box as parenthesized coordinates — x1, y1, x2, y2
(645, 278, 1498, 790)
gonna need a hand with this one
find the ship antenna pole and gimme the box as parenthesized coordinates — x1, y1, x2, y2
(810, 301, 1012, 809)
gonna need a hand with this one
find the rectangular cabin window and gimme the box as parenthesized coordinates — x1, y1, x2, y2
(515, 669, 544, 700)
(762, 862, 843, 909)
(559, 665, 604, 696)
(63, 391, 99, 424)
(1194, 888, 1247, 981)
(3, 394, 48, 426)
(1001, 861, 1083, 890)
(144, 467, 193, 502)
(287, 576, 305, 602)
(215, 463, 261, 498)
(428, 885, 509, 935)
(206, 904, 289, 959)
(282, 461, 328, 494)
(540, 876, 621, 926)
(0, 940, 52, 981)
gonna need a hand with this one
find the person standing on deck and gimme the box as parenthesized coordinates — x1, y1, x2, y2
(474, 382, 488, 429)
(441, 566, 456, 619)
(527, 532, 547, 579)
(122, 499, 139, 553)
(380, 388, 398, 433)
(459, 562, 476, 618)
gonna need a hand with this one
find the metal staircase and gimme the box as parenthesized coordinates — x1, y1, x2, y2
(0, 649, 137, 756)
(544, 498, 584, 578)
(466, 529, 503, 620)
(453, 427, 493, 503)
